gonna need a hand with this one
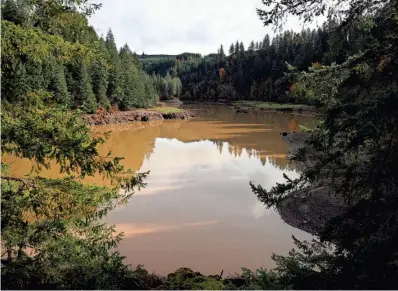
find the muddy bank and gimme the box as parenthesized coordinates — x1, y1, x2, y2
(277, 132, 347, 235)
(240, 106, 319, 116)
(278, 185, 347, 234)
(84, 109, 195, 125)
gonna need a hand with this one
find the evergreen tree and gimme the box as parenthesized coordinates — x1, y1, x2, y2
(263, 35, 270, 48)
(49, 63, 71, 107)
(76, 58, 97, 113)
(219, 44, 225, 57)
(235, 41, 239, 54)
(239, 42, 245, 54)
(229, 43, 235, 55)
(1, 0, 29, 25)
(2, 61, 30, 102)
(248, 40, 255, 52)
(91, 38, 110, 109)
(105, 29, 123, 106)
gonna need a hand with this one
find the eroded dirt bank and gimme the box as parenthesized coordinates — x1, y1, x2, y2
(277, 132, 348, 235)
(84, 109, 195, 125)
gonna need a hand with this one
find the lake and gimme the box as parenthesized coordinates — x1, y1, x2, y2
(4, 104, 317, 275)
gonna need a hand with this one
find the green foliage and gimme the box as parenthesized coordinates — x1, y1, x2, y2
(225, 267, 288, 290)
(150, 72, 182, 100)
(90, 39, 110, 109)
(105, 29, 124, 105)
(290, 61, 351, 106)
(74, 58, 97, 113)
(1, 88, 149, 289)
(149, 106, 183, 114)
(49, 63, 71, 107)
(1, 3, 157, 288)
(2, 14, 157, 112)
(234, 100, 312, 110)
(140, 23, 351, 103)
(167, 268, 226, 290)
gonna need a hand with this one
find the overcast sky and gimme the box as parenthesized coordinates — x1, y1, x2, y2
(88, 0, 322, 55)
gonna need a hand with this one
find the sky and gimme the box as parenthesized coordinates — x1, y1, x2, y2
(88, 0, 323, 55)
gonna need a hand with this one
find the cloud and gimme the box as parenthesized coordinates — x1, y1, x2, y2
(88, 0, 319, 55)
(115, 221, 218, 238)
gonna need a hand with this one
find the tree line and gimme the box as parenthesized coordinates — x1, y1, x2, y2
(141, 20, 369, 105)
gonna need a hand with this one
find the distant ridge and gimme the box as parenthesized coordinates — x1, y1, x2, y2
(138, 54, 177, 60)
(139, 52, 202, 61)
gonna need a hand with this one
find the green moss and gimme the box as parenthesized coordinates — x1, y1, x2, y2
(149, 106, 183, 114)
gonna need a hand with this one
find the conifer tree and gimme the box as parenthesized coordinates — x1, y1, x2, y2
(263, 35, 270, 48)
(229, 43, 235, 55)
(219, 44, 225, 57)
(239, 42, 245, 54)
(249, 40, 255, 52)
(76, 58, 97, 113)
(91, 38, 110, 109)
(49, 63, 71, 107)
(105, 29, 123, 105)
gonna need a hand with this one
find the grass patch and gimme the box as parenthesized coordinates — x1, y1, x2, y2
(149, 106, 183, 114)
(233, 101, 312, 110)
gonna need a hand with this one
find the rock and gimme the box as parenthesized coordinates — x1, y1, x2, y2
(277, 186, 347, 235)
(276, 131, 348, 235)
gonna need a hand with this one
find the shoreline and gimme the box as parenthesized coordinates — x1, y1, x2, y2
(181, 100, 320, 116)
(276, 132, 347, 235)
(232, 101, 320, 116)
(84, 108, 195, 125)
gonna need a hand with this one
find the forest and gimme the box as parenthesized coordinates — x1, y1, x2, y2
(1, 0, 185, 112)
(1, 0, 398, 290)
(141, 21, 368, 105)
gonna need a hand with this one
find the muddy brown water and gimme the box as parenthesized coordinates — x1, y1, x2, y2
(4, 104, 318, 275)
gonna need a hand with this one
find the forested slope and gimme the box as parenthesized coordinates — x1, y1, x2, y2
(1, 0, 158, 112)
(142, 21, 368, 105)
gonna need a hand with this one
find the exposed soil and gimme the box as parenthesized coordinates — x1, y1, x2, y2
(84, 109, 195, 125)
(277, 132, 348, 235)
(162, 111, 196, 120)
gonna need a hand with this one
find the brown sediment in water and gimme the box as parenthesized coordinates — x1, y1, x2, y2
(3, 104, 320, 275)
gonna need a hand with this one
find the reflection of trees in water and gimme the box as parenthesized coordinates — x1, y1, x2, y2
(210, 140, 295, 171)
(184, 104, 318, 131)
(93, 106, 315, 173)
(5, 107, 305, 184)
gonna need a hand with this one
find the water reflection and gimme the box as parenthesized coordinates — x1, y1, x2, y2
(3, 104, 317, 275)
(108, 137, 311, 275)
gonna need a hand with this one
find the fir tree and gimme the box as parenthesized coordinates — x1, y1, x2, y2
(219, 44, 225, 57)
(105, 29, 123, 105)
(229, 43, 235, 55)
(76, 58, 97, 113)
(49, 63, 70, 107)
